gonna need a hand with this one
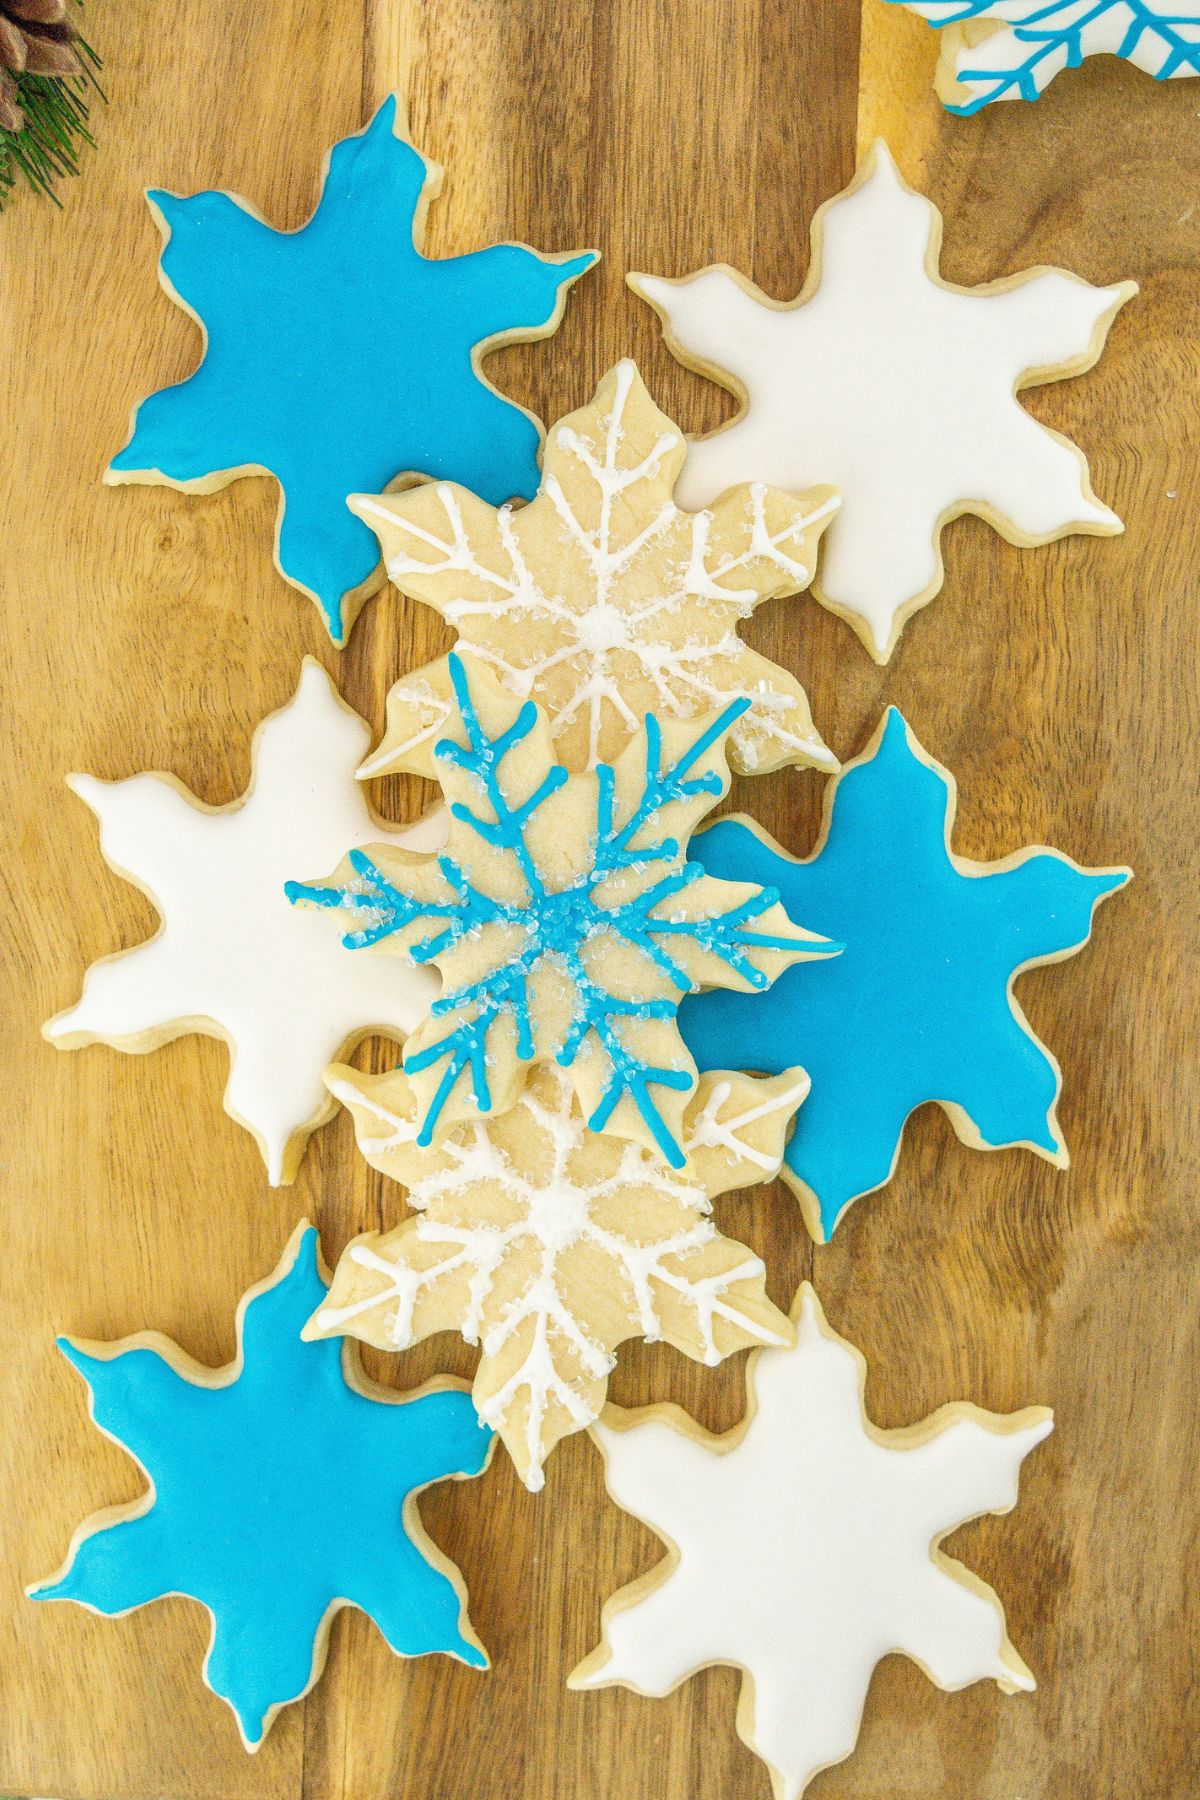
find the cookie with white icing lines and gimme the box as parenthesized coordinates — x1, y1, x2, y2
(571, 1285, 1052, 1800)
(45, 662, 443, 1183)
(307, 1061, 807, 1491)
(631, 142, 1134, 661)
(350, 360, 839, 776)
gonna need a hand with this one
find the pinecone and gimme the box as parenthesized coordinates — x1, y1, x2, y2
(0, 0, 83, 135)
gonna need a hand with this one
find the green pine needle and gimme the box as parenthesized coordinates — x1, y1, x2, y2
(0, 5, 105, 209)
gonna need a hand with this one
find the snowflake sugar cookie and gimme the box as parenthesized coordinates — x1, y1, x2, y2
(891, 0, 1200, 113)
(291, 655, 834, 1159)
(29, 1224, 493, 1750)
(571, 1286, 1052, 1800)
(106, 96, 597, 642)
(288, 653, 832, 1166)
(631, 142, 1134, 661)
(45, 662, 444, 1183)
(309, 1061, 807, 1490)
(679, 708, 1130, 1239)
(351, 360, 839, 777)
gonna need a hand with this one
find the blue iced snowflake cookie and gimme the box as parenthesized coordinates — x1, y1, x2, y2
(29, 1223, 493, 1749)
(288, 652, 835, 1169)
(107, 96, 598, 642)
(678, 708, 1129, 1240)
(890, 0, 1200, 115)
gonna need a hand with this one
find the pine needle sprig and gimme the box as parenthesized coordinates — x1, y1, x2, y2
(0, 5, 103, 208)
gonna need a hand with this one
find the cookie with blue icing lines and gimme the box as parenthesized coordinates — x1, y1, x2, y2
(287, 653, 835, 1170)
(28, 1223, 493, 1749)
(888, 0, 1200, 115)
(107, 96, 597, 643)
(678, 708, 1130, 1240)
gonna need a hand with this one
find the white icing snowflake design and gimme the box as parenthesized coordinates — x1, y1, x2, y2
(310, 1062, 808, 1490)
(44, 662, 442, 1183)
(572, 1287, 1053, 1798)
(894, 0, 1200, 114)
(350, 359, 840, 776)
(631, 142, 1134, 661)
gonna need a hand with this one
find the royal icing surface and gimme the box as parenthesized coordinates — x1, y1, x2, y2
(893, 0, 1200, 112)
(631, 142, 1133, 661)
(311, 1061, 806, 1490)
(45, 661, 442, 1184)
(571, 1286, 1052, 1800)
(679, 708, 1129, 1239)
(106, 95, 597, 642)
(288, 652, 832, 1167)
(29, 1225, 492, 1750)
(352, 359, 839, 776)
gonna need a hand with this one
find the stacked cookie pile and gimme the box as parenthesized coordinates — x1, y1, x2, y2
(32, 94, 1132, 1799)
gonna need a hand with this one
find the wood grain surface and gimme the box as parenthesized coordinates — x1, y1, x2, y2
(1, 1, 1197, 1795)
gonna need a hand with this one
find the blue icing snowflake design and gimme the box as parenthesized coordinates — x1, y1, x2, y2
(679, 709, 1129, 1240)
(106, 96, 597, 642)
(287, 654, 831, 1168)
(29, 1225, 492, 1750)
(891, 0, 1200, 114)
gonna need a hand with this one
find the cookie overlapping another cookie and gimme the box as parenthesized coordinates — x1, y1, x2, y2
(310, 1062, 809, 1490)
(288, 652, 835, 1166)
(350, 360, 839, 777)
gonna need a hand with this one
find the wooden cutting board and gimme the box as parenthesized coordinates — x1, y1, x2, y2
(1, 0, 1196, 1794)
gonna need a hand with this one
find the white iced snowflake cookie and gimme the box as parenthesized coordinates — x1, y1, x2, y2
(571, 1285, 1052, 1799)
(45, 662, 442, 1183)
(631, 141, 1134, 661)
